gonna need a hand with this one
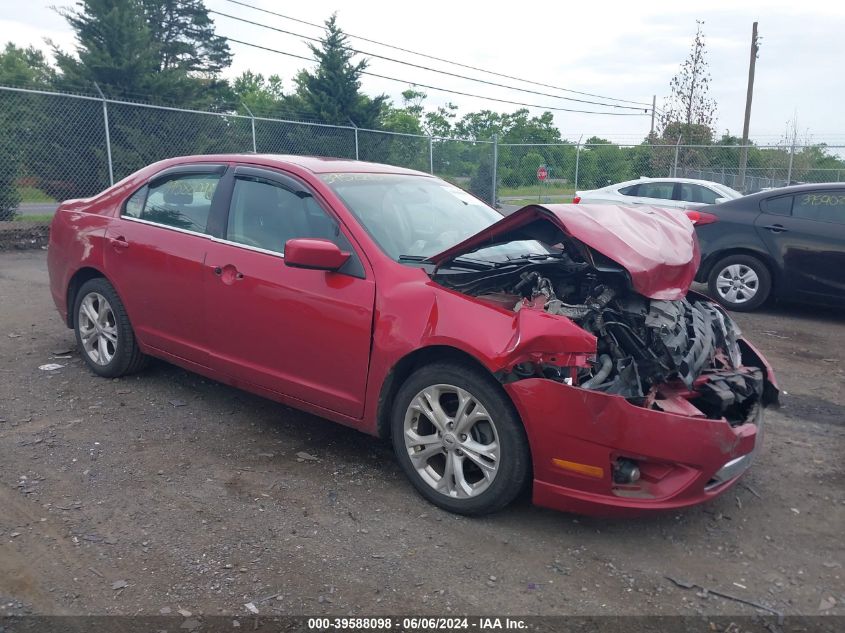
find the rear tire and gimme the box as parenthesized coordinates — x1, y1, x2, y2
(707, 254, 771, 312)
(73, 278, 147, 377)
(391, 362, 531, 515)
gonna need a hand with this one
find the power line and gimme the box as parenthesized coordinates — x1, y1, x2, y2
(224, 38, 650, 117)
(219, 0, 653, 108)
(211, 9, 648, 112)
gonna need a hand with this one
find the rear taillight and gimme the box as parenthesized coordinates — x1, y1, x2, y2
(685, 210, 718, 225)
(572, 196, 581, 204)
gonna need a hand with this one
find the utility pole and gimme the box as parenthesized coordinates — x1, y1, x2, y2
(649, 95, 656, 138)
(738, 21, 759, 191)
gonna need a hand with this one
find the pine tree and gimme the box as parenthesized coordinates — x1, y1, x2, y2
(53, 0, 231, 105)
(54, 0, 158, 97)
(295, 14, 386, 128)
(142, 0, 231, 74)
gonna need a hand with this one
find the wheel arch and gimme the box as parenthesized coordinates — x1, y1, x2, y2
(65, 266, 108, 328)
(375, 345, 517, 441)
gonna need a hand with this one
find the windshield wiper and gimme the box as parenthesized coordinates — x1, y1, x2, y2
(505, 253, 565, 262)
(399, 254, 494, 271)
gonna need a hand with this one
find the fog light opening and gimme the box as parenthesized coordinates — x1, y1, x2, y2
(613, 458, 641, 484)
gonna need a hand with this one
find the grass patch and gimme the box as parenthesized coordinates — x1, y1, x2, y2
(0, 214, 54, 223)
(499, 184, 575, 198)
(501, 198, 574, 207)
(18, 186, 56, 204)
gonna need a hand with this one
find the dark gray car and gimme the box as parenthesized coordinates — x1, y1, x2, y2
(694, 183, 845, 311)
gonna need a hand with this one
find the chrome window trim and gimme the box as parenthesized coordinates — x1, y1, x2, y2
(121, 215, 211, 239)
(208, 235, 285, 259)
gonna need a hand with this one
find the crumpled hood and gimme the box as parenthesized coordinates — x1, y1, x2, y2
(428, 204, 700, 300)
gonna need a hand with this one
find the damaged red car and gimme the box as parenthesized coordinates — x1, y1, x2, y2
(47, 155, 779, 516)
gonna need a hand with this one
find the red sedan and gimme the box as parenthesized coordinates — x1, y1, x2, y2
(47, 155, 779, 516)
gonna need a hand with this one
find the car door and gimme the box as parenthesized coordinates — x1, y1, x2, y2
(754, 190, 845, 301)
(629, 181, 682, 209)
(104, 164, 226, 366)
(203, 165, 376, 418)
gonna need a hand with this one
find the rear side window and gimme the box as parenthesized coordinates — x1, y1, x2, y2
(618, 185, 638, 196)
(124, 173, 221, 233)
(792, 191, 845, 224)
(761, 195, 793, 215)
(637, 182, 675, 200)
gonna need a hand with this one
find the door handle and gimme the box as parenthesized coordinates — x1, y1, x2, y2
(108, 236, 129, 250)
(763, 224, 788, 233)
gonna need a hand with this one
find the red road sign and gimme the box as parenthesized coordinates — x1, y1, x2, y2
(537, 166, 548, 181)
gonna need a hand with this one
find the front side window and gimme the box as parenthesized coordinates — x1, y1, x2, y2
(124, 173, 220, 233)
(679, 184, 719, 204)
(226, 177, 351, 254)
(792, 191, 845, 224)
(637, 182, 675, 200)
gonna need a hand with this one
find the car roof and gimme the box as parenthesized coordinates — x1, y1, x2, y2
(154, 153, 432, 177)
(707, 181, 845, 209)
(742, 181, 845, 198)
(615, 177, 733, 188)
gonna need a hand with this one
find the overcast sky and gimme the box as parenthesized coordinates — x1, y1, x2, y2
(1, 0, 843, 144)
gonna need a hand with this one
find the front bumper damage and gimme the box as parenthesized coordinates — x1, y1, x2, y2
(504, 341, 777, 517)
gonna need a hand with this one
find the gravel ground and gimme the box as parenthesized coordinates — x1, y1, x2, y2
(0, 249, 843, 620)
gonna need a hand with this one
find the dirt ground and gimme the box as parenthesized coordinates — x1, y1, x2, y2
(0, 249, 843, 620)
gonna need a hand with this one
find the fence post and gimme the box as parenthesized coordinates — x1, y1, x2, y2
(94, 83, 114, 186)
(491, 134, 498, 207)
(242, 104, 257, 153)
(429, 136, 434, 174)
(354, 127, 359, 160)
(574, 135, 583, 191)
(672, 135, 682, 178)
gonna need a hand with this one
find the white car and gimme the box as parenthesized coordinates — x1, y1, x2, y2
(574, 177, 743, 210)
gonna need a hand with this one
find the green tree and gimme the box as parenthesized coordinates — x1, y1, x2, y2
(144, 0, 231, 74)
(380, 89, 426, 135)
(232, 71, 293, 117)
(295, 14, 387, 127)
(658, 20, 717, 142)
(54, 0, 231, 106)
(0, 43, 55, 87)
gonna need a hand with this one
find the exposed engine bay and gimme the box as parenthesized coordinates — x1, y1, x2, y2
(435, 241, 765, 426)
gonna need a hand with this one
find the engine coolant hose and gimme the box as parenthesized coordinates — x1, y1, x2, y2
(581, 354, 613, 389)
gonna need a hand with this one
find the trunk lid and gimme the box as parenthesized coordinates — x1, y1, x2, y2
(428, 203, 700, 300)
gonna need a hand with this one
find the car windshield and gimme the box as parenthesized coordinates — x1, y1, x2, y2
(320, 173, 548, 263)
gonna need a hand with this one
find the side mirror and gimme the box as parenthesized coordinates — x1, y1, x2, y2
(284, 238, 350, 271)
(714, 197, 728, 204)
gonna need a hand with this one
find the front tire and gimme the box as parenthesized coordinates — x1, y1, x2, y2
(73, 278, 147, 377)
(391, 362, 531, 515)
(707, 254, 771, 312)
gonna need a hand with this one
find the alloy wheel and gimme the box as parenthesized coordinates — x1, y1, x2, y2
(403, 384, 500, 499)
(77, 292, 118, 366)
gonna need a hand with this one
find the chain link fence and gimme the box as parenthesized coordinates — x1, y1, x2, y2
(1, 84, 844, 229)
